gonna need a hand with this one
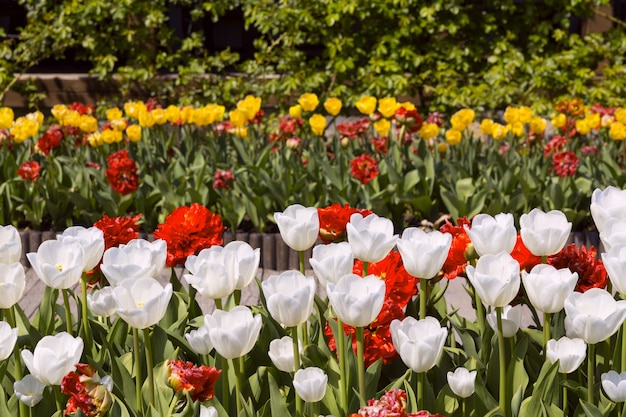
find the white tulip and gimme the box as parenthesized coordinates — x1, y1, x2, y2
(13, 375, 45, 407)
(602, 243, 626, 295)
(0, 262, 26, 309)
(274, 204, 320, 251)
(200, 405, 218, 417)
(268, 336, 300, 373)
(263, 270, 316, 327)
(223, 241, 260, 290)
(546, 337, 586, 374)
(591, 186, 626, 233)
(522, 264, 577, 313)
(327, 274, 385, 327)
(0, 321, 17, 361)
(396, 228, 452, 279)
(603, 371, 626, 403)
(57, 226, 105, 271)
(293, 367, 327, 402)
(27, 240, 85, 289)
(466, 252, 520, 307)
(390, 316, 448, 373)
(564, 288, 626, 344)
(309, 242, 354, 287)
(87, 286, 117, 317)
(21, 332, 83, 386)
(185, 324, 213, 355)
(204, 306, 262, 359)
(519, 208, 572, 256)
(599, 217, 626, 252)
(464, 213, 517, 256)
(486, 305, 523, 338)
(184, 246, 237, 300)
(100, 239, 167, 287)
(112, 277, 173, 329)
(0, 225, 22, 264)
(347, 213, 398, 263)
(447, 367, 477, 398)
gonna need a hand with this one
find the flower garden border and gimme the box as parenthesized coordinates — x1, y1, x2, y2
(17, 230, 602, 270)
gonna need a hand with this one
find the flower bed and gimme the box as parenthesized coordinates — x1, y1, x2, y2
(2, 188, 626, 416)
(1, 96, 626, 233)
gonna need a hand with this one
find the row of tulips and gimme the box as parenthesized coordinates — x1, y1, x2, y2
(2, 96, 626, 232)
(3, 186, 626, 416)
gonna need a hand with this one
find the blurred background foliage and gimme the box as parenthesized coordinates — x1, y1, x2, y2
(1, 0, 625, 113)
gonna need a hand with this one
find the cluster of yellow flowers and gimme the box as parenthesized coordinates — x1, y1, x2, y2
(227, 95, 262, 138)
(1, 108, 43, 143)
(443, 109, 476, 145)
(609, 109, 626, 140)
(478, 106, 546, 143)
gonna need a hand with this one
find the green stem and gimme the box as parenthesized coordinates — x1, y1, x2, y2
(291, 326, 303, 417)
(53, 385, 64, 413)
(363, 261, 369, 277)
(417, 371, 424, 411)
(419, 278, 427, 320)
(233, 289, 241, 306)
(81, 278, 91, 343)
(313, 401, 320, 417)
(336, 317, 348, 417)
(562, 373, 568, 417)
(231, 357, 244, 417)
(356, 326, 366, 407)
(218, 354, 229, 415)
(474, 289, 485, 334)
(462, 397, 467, 417)
(62, 289, 73, 335)
(496, 307, 510, 417)
(543, 312, 550, 354)
(299, 250, 305, 275)
(215, 298, 223, 311)
(8, 307, 28, 417)
(143, 328, 155, 407)
(133, 328, 143, 415)
(588, 343, 595, 404)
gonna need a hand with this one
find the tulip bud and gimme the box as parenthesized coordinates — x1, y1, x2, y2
(293, 367, 327, 402)
(447, 367, 477, 398)
(602, 371, 626, 403)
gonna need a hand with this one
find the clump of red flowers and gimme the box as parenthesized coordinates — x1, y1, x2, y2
(61, 364, 112, 417)
(153, 203, 224, 267)
(105, 150, 139, 195)
(17, 160, 41, 182)
(94, 214, 142, 251)
(351, 389, 444, 417)
(440, 217, 472, 280)
(548, 244, 607, 292)
(551, 150, 579, 177)
(213, 169, 235, 190)
(350, 154, 379, 185)
(325, 251, 417, 366)
(36, 125, 63, 155)
(543, 135, 567, 157)
(317, 203, 372, 243)
(166, 360, 221, 402)
(394, 107, 424, 133)
(69, 101, 95, 115)
(337, 118, 370, 140)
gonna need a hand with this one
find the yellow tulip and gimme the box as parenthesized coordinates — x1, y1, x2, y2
(610, 122, 626, 141)
(615, 108, 626, 124)
(138, 110, 155, 128)
(126, 125, 142, 142)
(289, 104, 303, 119)
(551, 113, 567, 128)
(378, 97, 400, 118)
(492, 123, 509, 141)
(151, 108, 167, 125)
(238, 95, 262, 120)
(529, 117, 546, 135)
(374, 119, 390, 136)
(298, 93, 319, 112)
(445, 129, 462, 145)
(324, 98, 342, 116)
(87, 132, 103, 147)
(164, 105, 181, 124)
(79, 115, 98, 133)
(575, 119, 591, 135)
(356, 96, 377, 115)
(0, 107, 14, 129)
(480, 119, 495, 136)
(180, 106, 195, 124)
(309, 114, 327, 136)
(518, 106, 533, 124)
(503, 106, 520, 125)
(509, 122, 525, 137)
(230, 109, 248, 128)
(106, 108, 123, 122)
(419, 123, 440, 140)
